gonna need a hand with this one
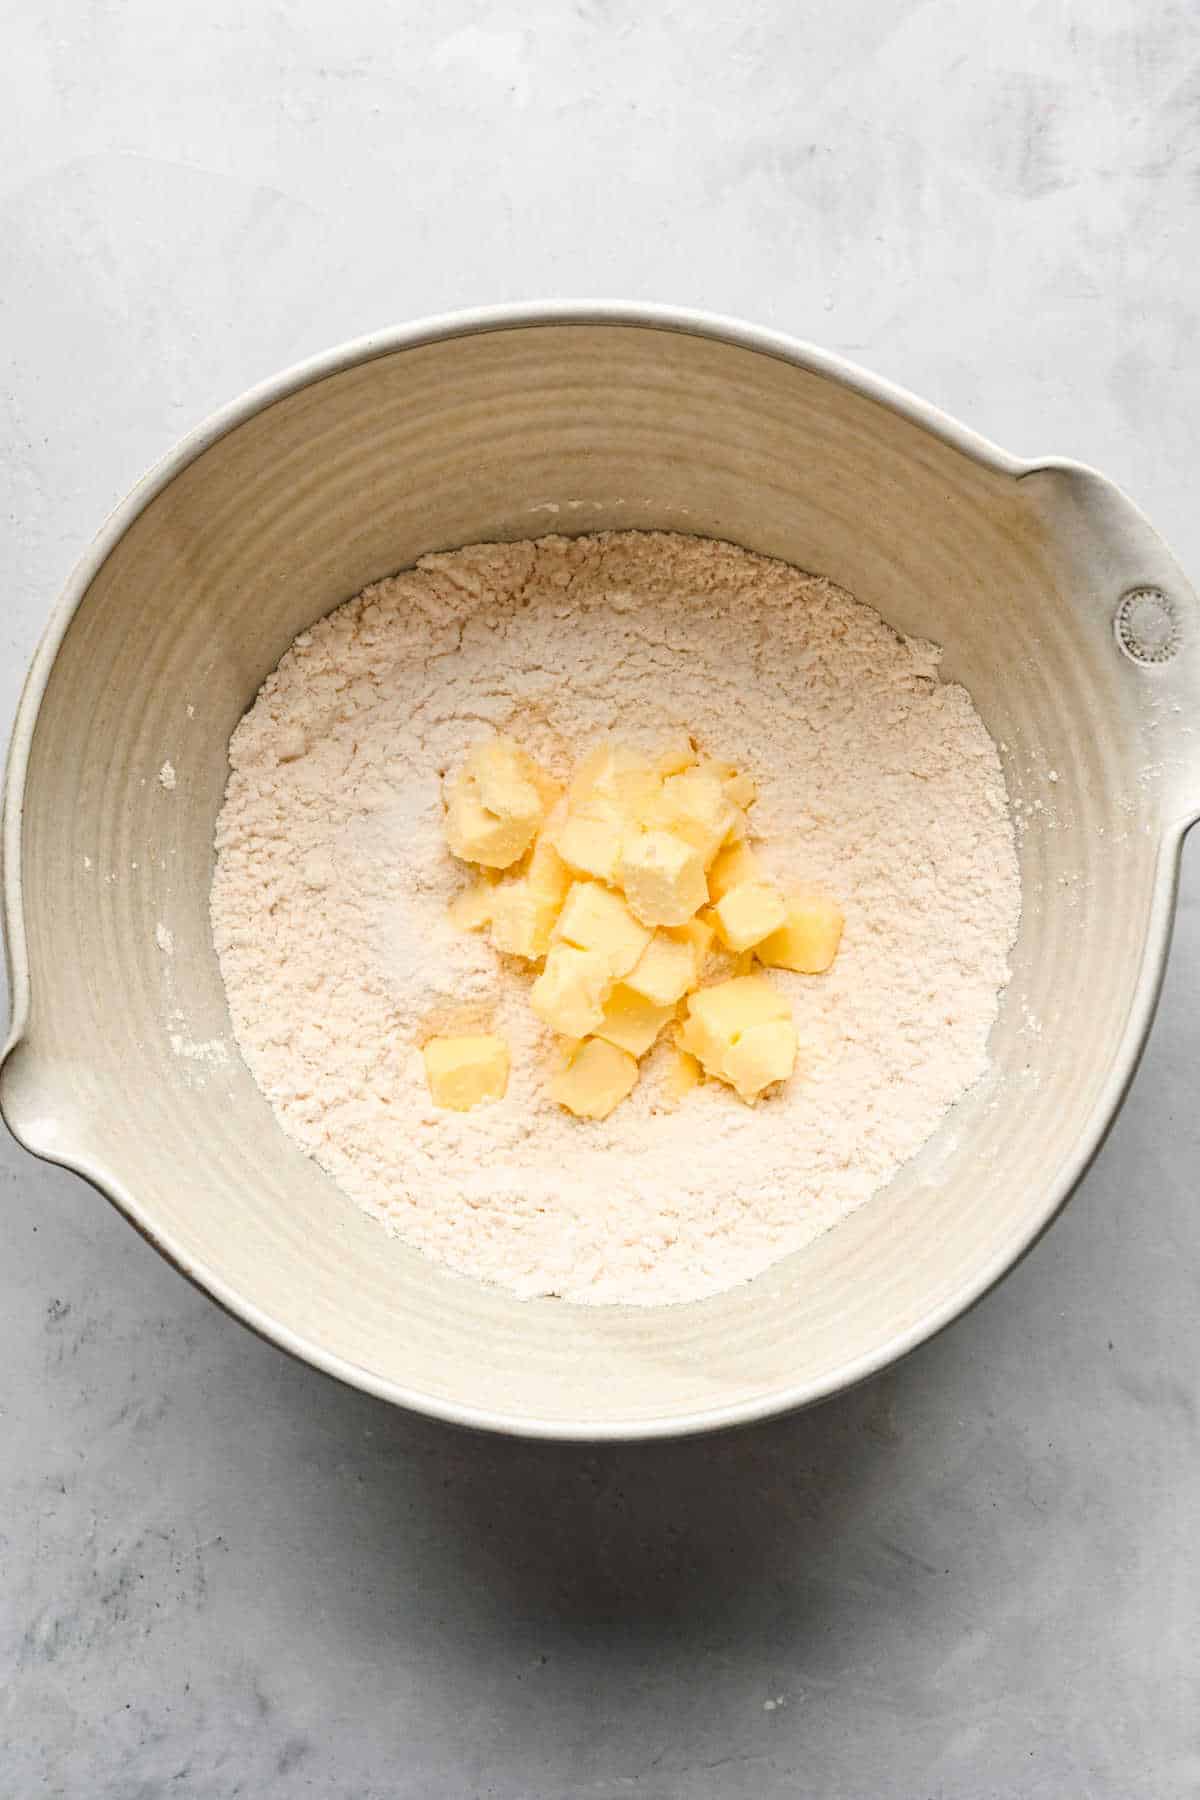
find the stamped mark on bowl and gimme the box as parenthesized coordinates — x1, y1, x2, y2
(1115, 587, 1179, 666)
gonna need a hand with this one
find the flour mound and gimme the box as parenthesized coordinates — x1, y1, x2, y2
(210, 532, 1020, 1306)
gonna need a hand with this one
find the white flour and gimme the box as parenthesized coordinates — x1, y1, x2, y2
(210, 532, 1020, 1306)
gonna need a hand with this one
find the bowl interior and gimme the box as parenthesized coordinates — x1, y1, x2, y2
(5, 320, 1195, 1433)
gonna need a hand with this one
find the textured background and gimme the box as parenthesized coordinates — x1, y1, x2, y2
(3, 3, 1199, 1795)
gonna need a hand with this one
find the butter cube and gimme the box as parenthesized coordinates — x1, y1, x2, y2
(530, 765, 564, 814)
(553, 881, 651, 977)
(595, 984, 676, 1058)
(444, 783, 537, 869)
(724, 770, 756, 810)
(469, 735, 546, 821)
(700, 757, 755, 811)
(530, 944, 612, 1038)
(571, 742, 661, 816)
(666, 914, 716, 981)
(525, 832, 571, 905)
(447, 878, 497, 932)
(681, 972, 789, 1048)
(569, 742, 616, 794)
(490, 881, 560, 960)
(550, 1037, 639, 1120)
(666, 1045, 703, 1100)
(712, 881, 788, 952)
(678, 975, 795, 1099)
(423, 1035, 510, 1111)
(445, 736, 548, 869)
(625, 931, 697, 1007)
(708, 840, 762, 902)
(757, 890, 845, 975)
(619, 830, 708, 927)
(655, 767, 739, 865)
(656, 732, 697, 777)
(722, 1020, 797, 1099)
(555, 804, 625, 885)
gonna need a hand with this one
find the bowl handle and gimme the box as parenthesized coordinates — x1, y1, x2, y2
(1018, 458, 1200, 830)
(0, 1036, 57, 1164)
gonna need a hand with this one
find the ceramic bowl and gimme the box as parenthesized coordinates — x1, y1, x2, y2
(3, 304, 1198, 1438)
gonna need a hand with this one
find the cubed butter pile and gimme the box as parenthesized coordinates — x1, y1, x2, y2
(425, 734, 844, 1118)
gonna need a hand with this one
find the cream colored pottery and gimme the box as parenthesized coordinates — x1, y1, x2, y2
(3, 304, 1198, 1439)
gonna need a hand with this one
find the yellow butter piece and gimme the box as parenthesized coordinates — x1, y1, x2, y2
(553, 880, 652, 977)
(555, 804, 625, 885)
(423, 1034, 510, 1111)
(447, 878, 497, 932)
(712, 881, 788, 952)
(655, 766, 739, 865)
(624, 931, 697, 1007)
(530, 943, 612, 1038)
(666, 914, 716, 982)
(490, 881, 560, 960)
(680, 972, 789, 1050)
(469, 736, 544, 816)
(550, 1037, 639, 1119)
(595, 984, 676, 1058)
(525, 832, 571, 905)
(707, 840, 762, 903)
(444, 783, 537, 869)
(678, 975, 795, 1099)
(571, 742, 661, 816)
(445, 735, 550, 869)
(724, 770, 756, 809)
(569, 744, 610, 801)
(530, 766, 564, 814)
(702, 757, 735, 780)
(666, 1045, 703, 1100)
(655, 732, 697, 777)
(757, 890, 845, 975)
(701, 758, 755, 812)
(619, 830, 708, 927)
(722, 1019, 797, 1099)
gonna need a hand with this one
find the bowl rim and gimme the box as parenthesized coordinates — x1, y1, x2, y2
(2, 299, 1195, 1441)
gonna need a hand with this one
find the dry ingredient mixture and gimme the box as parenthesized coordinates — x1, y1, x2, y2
(210, 531, 1021, 1306)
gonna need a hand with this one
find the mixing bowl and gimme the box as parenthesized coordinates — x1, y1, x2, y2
(3, 304, 1198, 1439)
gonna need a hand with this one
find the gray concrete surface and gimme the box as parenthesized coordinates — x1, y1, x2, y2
(3, 3, 1200, 1795)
